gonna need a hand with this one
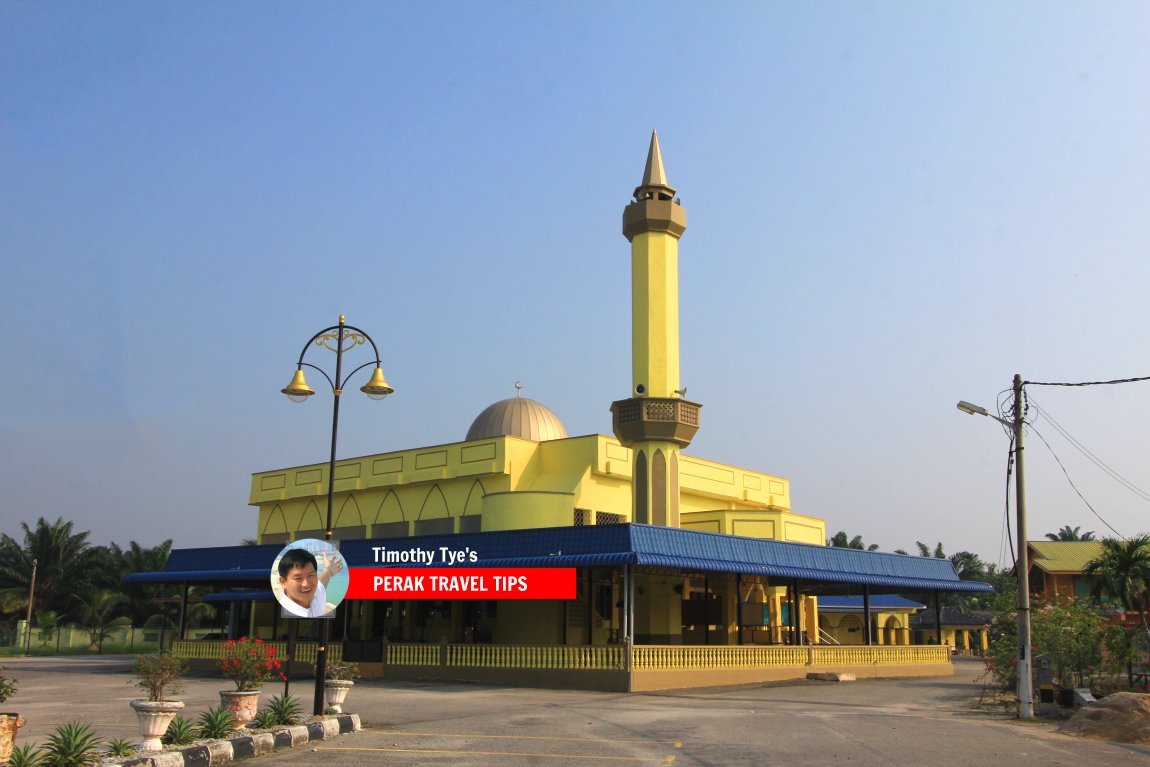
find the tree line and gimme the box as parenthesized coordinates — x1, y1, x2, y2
(827, 526, 1150, 638)
(0, 517, 212, 648)
(825, 529, 1015, 609)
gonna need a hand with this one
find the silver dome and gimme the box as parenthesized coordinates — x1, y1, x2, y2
(466, 397, 568, 442)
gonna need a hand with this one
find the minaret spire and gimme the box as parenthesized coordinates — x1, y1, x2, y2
(611, 132, 701, 529)
(636, 130, 676, 200)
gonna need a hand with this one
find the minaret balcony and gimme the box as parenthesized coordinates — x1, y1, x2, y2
(622, 198, 687, 240)
(610, 396, 702, 448)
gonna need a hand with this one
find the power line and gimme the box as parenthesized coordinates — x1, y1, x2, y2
(1002, 435, 1016, 571)
(1027, 423, 1125, 539)
(1028, 397, 1150, 504)
(1025, 375, 1150, 387)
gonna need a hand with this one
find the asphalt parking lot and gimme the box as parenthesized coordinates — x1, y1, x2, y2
(5, 656, 1150, 766)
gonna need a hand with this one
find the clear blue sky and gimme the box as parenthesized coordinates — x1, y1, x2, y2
(3, 2, 1149, 567)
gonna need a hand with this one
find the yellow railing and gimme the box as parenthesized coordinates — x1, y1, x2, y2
(632, 645, 809, 670)
(810, 645, 949, 666)
(170, 641, 946, 672)
(448, 644, 625, 670)
(385, 643, 442, 666)
(634, 645, 947, 670)
(381, 644, 945, 671)
(170, 640, 342, 664)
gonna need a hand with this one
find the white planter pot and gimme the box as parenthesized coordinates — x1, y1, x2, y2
(323, 680, 354, 714)
(130, 699, 185, 751)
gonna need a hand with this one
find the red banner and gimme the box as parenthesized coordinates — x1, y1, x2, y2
(345, 568, 576, 600)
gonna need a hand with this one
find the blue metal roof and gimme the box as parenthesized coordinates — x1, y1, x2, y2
(202, 590, 275, 603)
(123, 543, 282, 583)
(817, 596, 926, 612)
(344, 525, 990, 592)
(125, 524, 992, 594)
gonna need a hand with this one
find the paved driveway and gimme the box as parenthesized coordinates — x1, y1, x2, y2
(5, 656, 1150, 766)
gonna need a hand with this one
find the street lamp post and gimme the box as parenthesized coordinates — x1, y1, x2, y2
(957, 373, 1032, 719)
(281, 315, 394, 715)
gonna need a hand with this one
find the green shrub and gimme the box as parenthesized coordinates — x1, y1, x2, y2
(132, 652, 187, 701)
(263, 693, 303, 726)
(248, 709, 276, 730)
(103, 738, 135, 758)
(43, 722, 101, 767)
(196, 706, 237, 740)
(161, 716, 197, 746)
(8, 743, 45, 767)
(986, 598, 1134, 693)
(0, 664, 16, 704)
(324, 660, 361, 681)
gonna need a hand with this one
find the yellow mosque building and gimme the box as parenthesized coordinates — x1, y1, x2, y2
(134, 133, 990, 691)
(253, 133, 820, 550)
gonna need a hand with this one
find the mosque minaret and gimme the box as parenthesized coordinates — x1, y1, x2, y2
(611, 131, 701, 527)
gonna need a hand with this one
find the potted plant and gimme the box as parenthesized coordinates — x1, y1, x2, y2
(129, 651, 188, 751)
(0, 664, 25, 766)
(218, 637, 284, 724)
(323, 659, 360, 714)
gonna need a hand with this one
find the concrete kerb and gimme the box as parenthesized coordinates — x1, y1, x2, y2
(111, 714, 360, 767)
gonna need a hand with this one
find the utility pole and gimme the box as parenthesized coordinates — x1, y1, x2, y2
(1013, 373, 1033, 719)
(24, 558, 37, 655)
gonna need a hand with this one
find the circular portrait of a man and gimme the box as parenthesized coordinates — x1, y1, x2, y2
(270, 539, 348, 618)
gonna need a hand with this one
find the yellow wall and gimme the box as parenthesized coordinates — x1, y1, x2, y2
(820, 611, 915, 646)
(250, 433, 813, 544)
(635, 571, 685, 644)
(679, 510, 824, 545)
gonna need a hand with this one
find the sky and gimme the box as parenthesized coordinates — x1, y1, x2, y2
(2, 2, 1149, 569)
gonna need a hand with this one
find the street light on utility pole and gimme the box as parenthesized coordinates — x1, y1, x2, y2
(957, 373, 1033, 719)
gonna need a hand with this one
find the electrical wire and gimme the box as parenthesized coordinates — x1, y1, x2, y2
(1027, 423, 1125, 539)
(1025, 375, 1150, 387)
(1002, 435, 1016, 571)
(1028, 396, 1150, 504)
(995, 387, 1016, 438)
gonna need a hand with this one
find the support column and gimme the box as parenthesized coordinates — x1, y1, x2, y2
(791, 580, 801, 645)
(804, 594, 819, 645)
(934, 591, 944, 646)
(863, 587, 872, 646)
(769, 589, 783, 644)
(736, 574, 744, 645)
(178, 582, 190, 640)
(623, 566, 634, 644)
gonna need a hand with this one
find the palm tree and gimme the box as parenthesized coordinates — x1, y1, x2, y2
(104, 540, 173, 624)
(35, 609, 64, 647)
(916, 541, 946, 559)
(73, 590, 130, 651)
(1084, 535, 1150, 641)
(949, 551, 987, 581)
(0, 517, 102, 615)
(827, 531, 879, 551)
(1046, 525, 1096, 541)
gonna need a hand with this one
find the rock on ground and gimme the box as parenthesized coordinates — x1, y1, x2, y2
(1059, 692, 1150, 744)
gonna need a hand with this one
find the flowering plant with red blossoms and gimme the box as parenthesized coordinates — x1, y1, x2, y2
(218, 636, 285, 691)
